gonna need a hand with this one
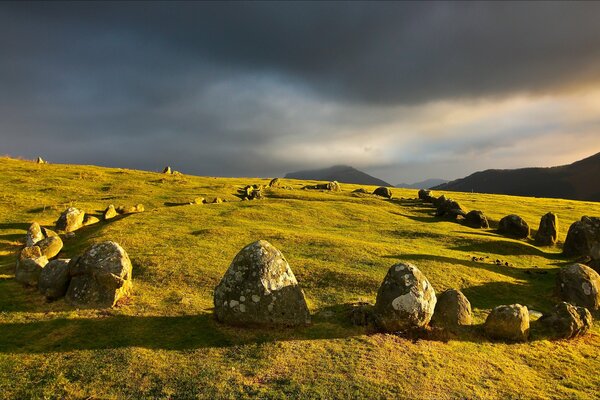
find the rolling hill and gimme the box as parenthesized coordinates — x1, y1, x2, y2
(396, 178, 449, 189)
(434, 152, 600, 201)
(0, 157, 599, 399)
(285, 165, 392, 187)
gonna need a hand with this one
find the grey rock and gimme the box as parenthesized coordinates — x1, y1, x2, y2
(556, 263, 600, 310)
(563, 216, 600, 257)
(464, 210, 489, 229)
(373, 187, 393, 199)
(38, 259, 71, 299)
(66, 241, 133, 308)
(431, 289, 472, 330)
(539, 302, 593, 339)
(535, 212, 558, 246)
(25, 222, 44, 247)
(36, 236, 63, 259)
(56, 207, 85, 232)
(374, 262, 436, 332)
(15, 246, 48, 286)
(498, 214, 530, 239)
(214, 240, 310, 326)
(484, 304, 530, 342)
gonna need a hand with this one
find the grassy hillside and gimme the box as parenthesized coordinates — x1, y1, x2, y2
(0, 157, 599, 399)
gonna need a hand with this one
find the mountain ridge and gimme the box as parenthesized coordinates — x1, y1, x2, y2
(285, 165, 392, 187)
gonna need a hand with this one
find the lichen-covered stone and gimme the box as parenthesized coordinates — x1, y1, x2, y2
(15, 246, 48, 286)
(431, 289, 472, 330)
(373, 187, 392, 199)
(35, 236, 63, 259)
(214, 240, 310, 326)
(484, 304, 530, 342)
(25, 222, 44, 247)
(56, 207, 85, 232)
(38, 259, 71, 299)
(66, 241, 133, 308)
(374, 263, 436, 332)
(465, 210, 489, 229)
(498, 214, 530, 239)
(103, 205, 118, 220)
(563, 216, 600, 257)
(556, 263, 600, 310)
(535, 212, 558, 246)
(540, 302, 593, 339)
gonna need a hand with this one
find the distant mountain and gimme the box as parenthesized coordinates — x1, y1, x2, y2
(284, 165, 392, 187)
(433, 152, 600, 202)
(396, 178, 449, 189)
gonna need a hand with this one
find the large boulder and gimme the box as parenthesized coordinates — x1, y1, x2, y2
(430, 289, 472, 330)
(38, 259, 71, 300)
(56, 207, 85, 232)
(435, 198, 467, 219)
(25, 222, 44, 247)
(535, 212, 558, 246)
(35, 236, 63, 259)
(498, 214, 530, 239)
(15, 246, 48, 286)
(484, 304, 530, 342)
(556, 263, 600, 310)
(66, 241, 133, 308)
(539, 302, 593, 339)
(374, 263, 436, 332)
(373, 187, 393, 199)
(464, 210, 489, 229)
(214, 240, 310, 326)
(563, 216, 600, 257)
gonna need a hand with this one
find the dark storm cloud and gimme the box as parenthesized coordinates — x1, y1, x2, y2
(2, 2, 600, 181)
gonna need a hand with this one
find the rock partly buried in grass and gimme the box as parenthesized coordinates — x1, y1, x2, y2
(35, 236, 63, 259)
(56, 207, 85, 232)
(352, 188, 369, 194)
(15, 246, 48, 286)
(435, 198, 467, 219)
(484, 304, 530, 342)
(348, 302, 376, 326)
(373, 186, 392, 199)
(535, 212, 558, 246)
(240, 184, 263, 200)
(498, 214, 530, 239)
(556, 263, 600, 310)
(38, 259, 71, 300)
(418, 189, 432, 201)
(116, 204, 144, 214)
(539, 302, 593, 339)
(304, 181, 341, 192)
(464, 210, 489, 229)
(191, 197, 205, 205)
(212, 197, 223, 204)
(213, 240, 310, 326)
(430, 289, 472, 331)
(26, 222, 44, 247)
(374, 262, 436, 332)
(66, 241, 133, 308)
(268, 178, 280, 188)
(103, 205, 118, 220)
(83, 215, 100, 226)
(563, 216, 600, 257)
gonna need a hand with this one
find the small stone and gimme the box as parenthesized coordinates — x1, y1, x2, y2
(83, 215, 100, 226)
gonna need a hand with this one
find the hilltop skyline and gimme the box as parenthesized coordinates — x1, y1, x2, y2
(2, 2, 600, 182)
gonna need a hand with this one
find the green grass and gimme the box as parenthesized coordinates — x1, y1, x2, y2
(0, 156, 599, 399)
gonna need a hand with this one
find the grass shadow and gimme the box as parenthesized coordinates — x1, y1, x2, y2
(450, 237, 565, 258)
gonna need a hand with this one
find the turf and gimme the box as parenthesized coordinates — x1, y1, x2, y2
(0, 157, 599, 399)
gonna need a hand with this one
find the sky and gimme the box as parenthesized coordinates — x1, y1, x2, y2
(2, 2, 600, 184)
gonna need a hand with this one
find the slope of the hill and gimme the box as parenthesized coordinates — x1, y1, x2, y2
(434, 152, 600, 201)
(0, 157, 599, 399)
(285, 165, 392, 187)
(396, 178, 449, 189)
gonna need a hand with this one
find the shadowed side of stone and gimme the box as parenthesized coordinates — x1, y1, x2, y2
(535, 212, 558, 246)
(556, 263, 600, 311)
(214, 240, 310, 327)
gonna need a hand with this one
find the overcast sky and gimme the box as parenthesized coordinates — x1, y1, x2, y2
(2, 2, 600, 183)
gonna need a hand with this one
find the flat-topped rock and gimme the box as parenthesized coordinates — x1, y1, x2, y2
(214, 240, 310, 326)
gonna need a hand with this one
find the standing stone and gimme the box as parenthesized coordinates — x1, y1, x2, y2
(498, 215, 530, 239)
(556, 263, 600, 310)
(563, 216, 600, 257)
(484, 304, 530, 341)
(539, 302, 593, 339)
(464, 210, 490, 228)
(268, 178, 281, 188)
(15, 246, 49, 286)
(535, 212, 558, 246)
(373, 187, 393, 199)
(36, 236, 63, 259)
(66, 241, 133, 308)
(25, 222, 44, 247)
(163, 166, 172, 174)
(431, 289, 472, 330)
(418, 189, 432, 201)
(38, 259, 71, 300)
(36, 157, 46, 164)
(56, 207, 85, 232)
(374, 263, 437, 332)
(435, 198, 467, 219)
(214, 240, 310, 326)
(103, 205, 118, 220)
